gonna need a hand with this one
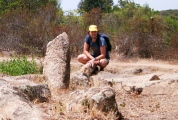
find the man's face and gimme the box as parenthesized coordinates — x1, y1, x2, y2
(89, 31, 97, 39)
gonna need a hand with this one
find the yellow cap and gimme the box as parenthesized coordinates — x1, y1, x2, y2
(89, 25, 98, 31)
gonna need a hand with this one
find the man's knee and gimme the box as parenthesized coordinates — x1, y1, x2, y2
(77, 55, 81, 61)
(99, 59, 109, 68)
(77, 54, 83, 62)
(77, 54, 89, 64)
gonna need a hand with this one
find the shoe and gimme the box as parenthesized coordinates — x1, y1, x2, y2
(94, 66, 99, 71)
(100, 67, 104, 71)
(92, 66, 99, 74)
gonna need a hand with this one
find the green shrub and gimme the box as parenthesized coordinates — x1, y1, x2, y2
(0, 56, 41, 76)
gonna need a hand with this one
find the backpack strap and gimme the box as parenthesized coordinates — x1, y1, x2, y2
(96, 34, 100, 47)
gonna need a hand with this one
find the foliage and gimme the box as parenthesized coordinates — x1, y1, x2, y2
(83, 8, 103, 26)
(0, 0, 178, 60)
(0, 2, 60, 56)
(118, 0, 130, 8)
(0, 0, 58, 14)
(163, 16, 178, 46)
(0, 56, 41, 76)
(60, 0, 177, 58)
(107, 1, 168, 58)
(160, 9, 178, 20)
(52, 10, 86, 57)
(164, 16, 178, 31)
(78, 0, 113, 13)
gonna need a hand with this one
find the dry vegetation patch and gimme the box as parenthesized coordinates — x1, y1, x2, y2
(1, 57, 178, 119)
(69, 58, 178, 119)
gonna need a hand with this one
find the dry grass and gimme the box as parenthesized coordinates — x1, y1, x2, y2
(1, 56, 178, 119)
(37, 87, 120, 120)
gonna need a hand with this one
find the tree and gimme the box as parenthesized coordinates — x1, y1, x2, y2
(118, 0, 129, 8)
(78, 0, 114, 13)
(23, 0, 58, 11)
(0, 0, 58, 14)
(0, 0, 60, 55)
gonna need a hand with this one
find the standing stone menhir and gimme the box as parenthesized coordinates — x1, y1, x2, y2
(43, 32, 70, 97)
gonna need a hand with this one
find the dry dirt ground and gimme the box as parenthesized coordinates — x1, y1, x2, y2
(70, 58, 178, 120)
(1, 57, 178, 119)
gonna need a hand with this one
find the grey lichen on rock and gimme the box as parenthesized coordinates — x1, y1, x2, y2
(43, 32, 70, 97)
(19, 84, 51, 103)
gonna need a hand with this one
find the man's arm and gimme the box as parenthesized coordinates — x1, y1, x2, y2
(83, 42, 95, 60)
(95, 45, 106, 60)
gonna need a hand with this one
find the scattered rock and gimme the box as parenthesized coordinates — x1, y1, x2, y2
(150, 75, 160, 81)
(132, 68, 143, 74)
(129, 86, 143, 95)
(121, 84, 143, 95)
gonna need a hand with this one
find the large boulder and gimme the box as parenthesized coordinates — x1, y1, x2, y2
(66, 87, 122, 119)
(43, 32, 70, 97)
(0, 78, 44, 120)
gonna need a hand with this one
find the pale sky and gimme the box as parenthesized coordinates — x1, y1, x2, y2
(59, 0, 178, 11)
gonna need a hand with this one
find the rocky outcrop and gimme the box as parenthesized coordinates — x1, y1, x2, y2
(70, 63, 97, 89)
(18, 84, 51, 103)
(70, 71, 93, 89)
(67, 87, 122, 119)
(0, 78, 45, 120)
(43, 32, 70, 97)
(80, 63, 97, 76)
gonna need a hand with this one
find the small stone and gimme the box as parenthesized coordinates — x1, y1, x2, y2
(150, 75, 160, 81)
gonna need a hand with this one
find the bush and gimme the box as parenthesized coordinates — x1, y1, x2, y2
(0, 56, 41, 76)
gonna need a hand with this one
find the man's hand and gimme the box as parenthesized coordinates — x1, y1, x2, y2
(88, 58, 95, 67)
(94, 60, 100, 65)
